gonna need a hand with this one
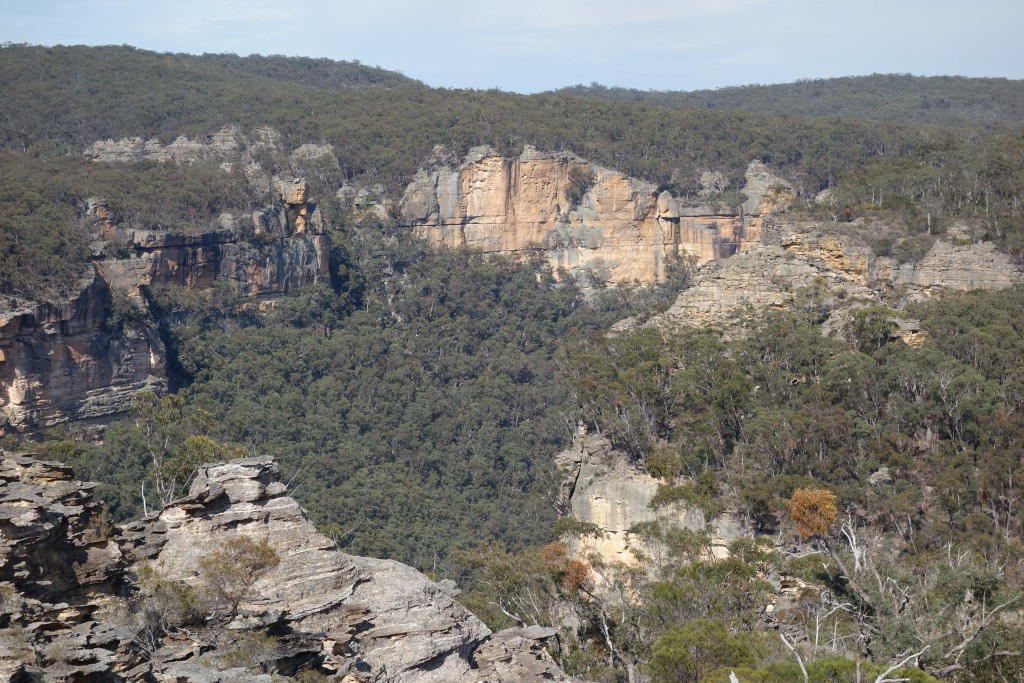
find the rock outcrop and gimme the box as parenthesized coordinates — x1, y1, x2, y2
(0, 454, 578, 682)
(556, 427, 741, 575)
(895, 240, 1022, 291)
(0, 155, 330, 434)
(1, 217, 329, 434)
(96, 229, 329, 299)
(400, 146, 792, 286)
(0, 455, 126, 682)
(0, 277, 165, 433)
(84, 126, 252, 165)
(649, 225, 1023, 332)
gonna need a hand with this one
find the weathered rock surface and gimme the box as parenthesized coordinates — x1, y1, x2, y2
(0, 454, 579, 682)
(1, 153, 330, 434)
(0, 455, 125, 682)
(84, 126, 246, 164)
(556, 426, 741, 574)
(649, 225, 1023, 332)
(650, 244, 878, 329)
(0, 277, 166, 433)
(96, 229, 330, 299)
(895, 240, 1022, 291)
(0, 455, 123, 600)
(400, 146, 790, 286)
(119, 457, 490, 681)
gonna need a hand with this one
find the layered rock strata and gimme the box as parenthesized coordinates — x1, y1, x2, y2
(85, 126, 254, 165)
(0, 455, 126, 682)
(650, 228, 1024, 331)
(400, 147, 792, 286)
(0, 175, 329, 434)
(0, 454, 577, 682)
(0, 277, 165, 433)
(96, 229, 329, 299)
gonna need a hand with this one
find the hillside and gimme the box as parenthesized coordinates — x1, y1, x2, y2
(1, 44, 1024, 682)
(556, 74, 1024, 129)
(4, 45, 1024, 303)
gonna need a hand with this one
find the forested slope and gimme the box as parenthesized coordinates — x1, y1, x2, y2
(3, 44, 1024, 682)
(556, 74, 1024, 129)
(4, 45, 1024, 302)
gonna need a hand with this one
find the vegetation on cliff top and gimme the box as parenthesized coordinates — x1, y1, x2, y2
(2, 45, 1024, 299)
(3, 45, 1024, 301)
(540, 288, 1024, 681)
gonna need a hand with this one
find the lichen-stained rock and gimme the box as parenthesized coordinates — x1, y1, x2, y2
(0, 455, 123, 602)
(1, 454, 583, 682)
(473, 625, 577, 682)
(401, 147, 780, 286)
(127, 457, 534, 682)
(0, 276, 166, 433)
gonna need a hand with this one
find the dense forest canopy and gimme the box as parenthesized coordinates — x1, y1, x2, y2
(555, 74, 1024, 129)
(53, 214, 661, 567)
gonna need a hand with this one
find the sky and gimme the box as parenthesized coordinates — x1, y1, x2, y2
(3, 0, 1023, 93)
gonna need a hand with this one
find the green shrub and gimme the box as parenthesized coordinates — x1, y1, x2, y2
(650, 619, 755, 683)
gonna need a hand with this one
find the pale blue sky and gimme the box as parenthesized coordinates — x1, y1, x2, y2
(3, 0, 1022, 92)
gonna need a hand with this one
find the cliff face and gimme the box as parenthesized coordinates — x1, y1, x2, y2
(96, 229, 330, 298)
(0, 454, 573, 682)
(0, 174, 330, 434)
(400, 147, 791, 285)
(0, 228, 329, 434)
(93, 174, 330, 298)
(556, 427, 741, 577)
(0, 278, 165, 433)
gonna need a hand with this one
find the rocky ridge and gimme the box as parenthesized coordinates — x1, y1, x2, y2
(0, 454, 578, 682)
(648, 224, 1024, 333)
(85, 126, 277, 166)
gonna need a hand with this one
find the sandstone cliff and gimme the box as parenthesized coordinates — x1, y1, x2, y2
(96, 229, 329, 299)
(556, 426, 741, 577)
(400, 147, 792, 286)
(0, 454, 577, 682)
(0, 168, 331, 434)
(0, 277, 165, 434)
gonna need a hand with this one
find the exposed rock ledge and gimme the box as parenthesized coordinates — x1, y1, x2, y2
(0, 454, 579, 682)
(646, 229, 1023, 332)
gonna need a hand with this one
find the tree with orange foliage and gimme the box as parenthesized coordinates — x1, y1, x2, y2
(787, 487, 838, 539)
(561, 559, 591, 593)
